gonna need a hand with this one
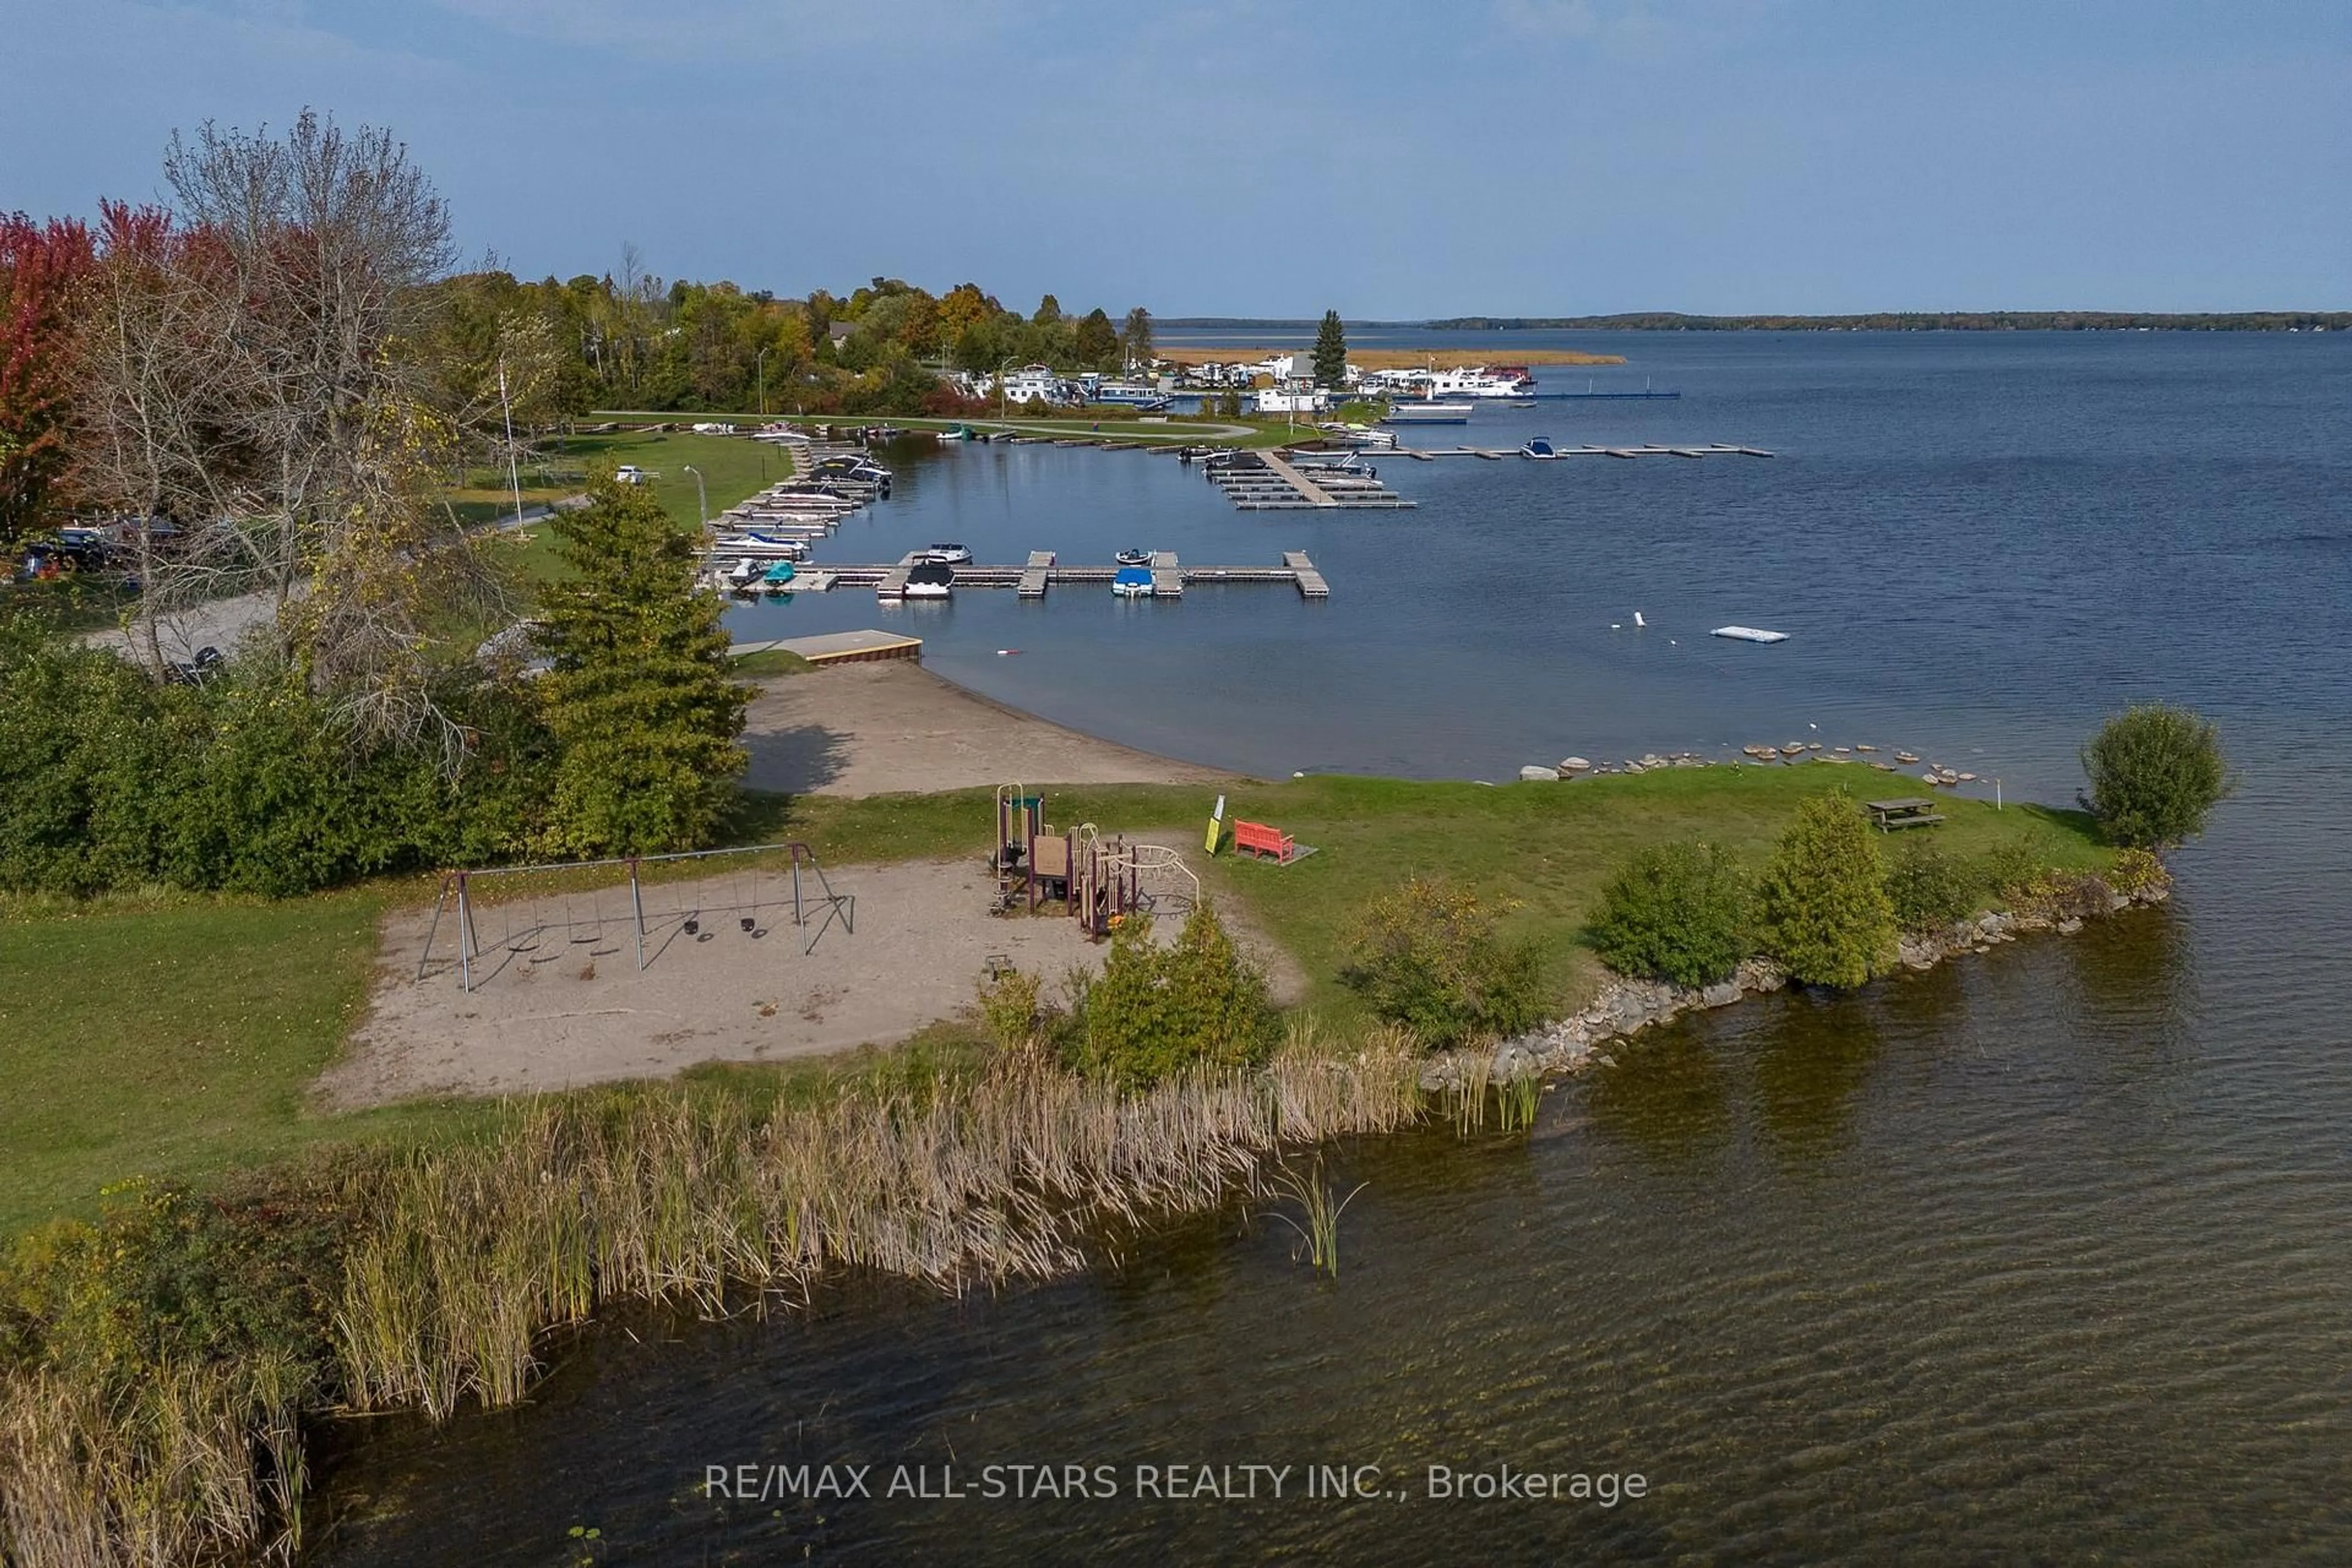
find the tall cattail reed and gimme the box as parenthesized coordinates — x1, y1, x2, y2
(330, 1045, 1427, 1420)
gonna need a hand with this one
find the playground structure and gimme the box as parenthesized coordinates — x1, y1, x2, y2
(992, 782, 1201, 937)
(418, 841, 855, 992)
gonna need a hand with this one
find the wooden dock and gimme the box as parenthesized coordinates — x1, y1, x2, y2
(1283, 551, 1329, 598)
(730, 629, 923, 666)
(742, 554, 1329, 600)
(1204, 450, 1417, 510)
(1017, 549, 1054, 598)
(1381, 442, 1775, 461)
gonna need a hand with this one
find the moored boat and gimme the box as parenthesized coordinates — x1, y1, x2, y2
(902, 561, 954, 599)
(1112, 565, 1155, 598)
(1114, 548, 1155, 567)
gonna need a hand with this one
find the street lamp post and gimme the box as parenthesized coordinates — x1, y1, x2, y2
(998, 355, 1019, 423)
(680, 464, 707, 527)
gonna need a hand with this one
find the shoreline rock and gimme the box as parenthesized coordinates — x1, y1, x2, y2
(1416, 881, 2171, 1095)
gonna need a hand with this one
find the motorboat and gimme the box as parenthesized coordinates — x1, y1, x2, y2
(1710, 625, 1789, 644)
(724, 556, 761, 589)
(1112, 566, 1155, 598)
(1521, 437, 1566, 459)
(917, 543, 973, 565)
(1114, 548, 1155, 568)
(902, 562, 955, 599)
(1382, 401, 1474, 424)
(936, 425, 973, 442)
(760, 560, 797, 592)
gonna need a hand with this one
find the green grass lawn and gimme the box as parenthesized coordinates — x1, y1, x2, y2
(1, 763, 2107, 1235)
(483, 430, 795, 585)
(0, 889, 503, 1235)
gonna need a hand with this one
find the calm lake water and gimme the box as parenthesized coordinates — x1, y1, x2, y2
(309, 333, 2352, 1564)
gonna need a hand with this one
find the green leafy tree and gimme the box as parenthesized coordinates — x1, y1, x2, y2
(1066, 905, 1276, 1088)
(1340, 876, 1545, 1049)
(2080, 703, 2233, 848)
(1311, 309, 1348, 389)
(1755, 792, 1897, 989)
(1072, 307, 1120, 369)
(535, 473, 749, 856)
(1119, 305, 1153, 370)
(1585, 840, 1750, 987)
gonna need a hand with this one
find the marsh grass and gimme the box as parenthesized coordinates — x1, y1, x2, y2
(0, 1045, 1425, 1565)
(1265, 1155, 1366, 1279)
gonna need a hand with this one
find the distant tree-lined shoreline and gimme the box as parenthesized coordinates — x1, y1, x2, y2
(1163, 311, 2348, 333)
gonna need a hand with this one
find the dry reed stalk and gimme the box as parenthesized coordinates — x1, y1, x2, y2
(330, 1045, 1426, 1423)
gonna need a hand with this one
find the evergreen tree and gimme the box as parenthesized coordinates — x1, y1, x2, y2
(1756, 791, 1896, 989)
(1033, 292, 1062, 326)
(535, 473, 749, 856)
(1311, 309, 1348, 389)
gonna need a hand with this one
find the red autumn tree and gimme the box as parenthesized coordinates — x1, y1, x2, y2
(0, 212, 96, 546)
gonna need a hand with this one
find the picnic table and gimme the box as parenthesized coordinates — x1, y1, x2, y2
(1867, 797, 1946, 832)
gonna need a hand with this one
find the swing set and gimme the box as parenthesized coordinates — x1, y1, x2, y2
(417, 841, 855, 992)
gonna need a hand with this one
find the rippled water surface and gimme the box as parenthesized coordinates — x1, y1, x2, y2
(311, 334, 2352, 1564)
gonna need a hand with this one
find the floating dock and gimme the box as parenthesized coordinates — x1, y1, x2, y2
(730, 552, 1330, 600)
(1378, 442, 1774, 461)
(1205, 450, 1416, 510)
(1018, 549, 1054, 598)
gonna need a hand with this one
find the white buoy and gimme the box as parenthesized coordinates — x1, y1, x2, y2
(1634, 611, 1646, 627)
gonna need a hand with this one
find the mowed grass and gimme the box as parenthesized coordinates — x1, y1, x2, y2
(487, 430, 794, 585)
(761, 763, 2110, 1017)
(0, 890, 500, 1235)
(0, 763, 2106, 1234)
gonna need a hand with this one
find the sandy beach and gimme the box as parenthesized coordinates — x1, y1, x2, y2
(741, 660, 1237, 797)
(323, 662, 1284, 1107)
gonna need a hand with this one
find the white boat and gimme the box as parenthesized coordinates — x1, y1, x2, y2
(1114, 548, 1155, 567)
(917, 543, 973, 565)
(1382, 401, 1474, 424)
(1091, 379, 1174, 409)
(1428, 366, 1533, 399)
(1521, 437, 1565, 459)
(724, 557, 761, 588)
(1711, 625, 1789, 644)
(1112, 566, 1155, 598)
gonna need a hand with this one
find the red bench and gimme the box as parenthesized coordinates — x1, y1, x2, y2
(1232, 820, 1296, 864)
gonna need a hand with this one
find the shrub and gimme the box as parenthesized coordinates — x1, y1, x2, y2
(0, 634, 554, 897)
(1064, 906, 1276, 1088)
(977, 966, 1048, 1054)
(2081, 703, 2233, 848)
(2106, 847, 2171, 900)
(1756, 791, 1897, 989)
(1884, 839, 1983, 935)
(1340, 876, 1546, 1049)
(1584, 840, 1750, 986)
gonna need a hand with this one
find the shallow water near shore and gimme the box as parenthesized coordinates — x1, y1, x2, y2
(307, 333, 2352, 1562)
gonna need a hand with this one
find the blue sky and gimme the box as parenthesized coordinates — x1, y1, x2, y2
(4, 1, 2346, 316)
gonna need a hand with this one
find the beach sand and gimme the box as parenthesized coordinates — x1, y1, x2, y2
(741, 661, 1237, 797)
(322, 664, 1286, 1108)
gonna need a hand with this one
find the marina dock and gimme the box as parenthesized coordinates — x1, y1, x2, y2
(1018, 550, 1054, 598)
(1206, 450, 1417, 510)
(1379, 442, 1774, 461)
(738, 552, 1331, 601)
